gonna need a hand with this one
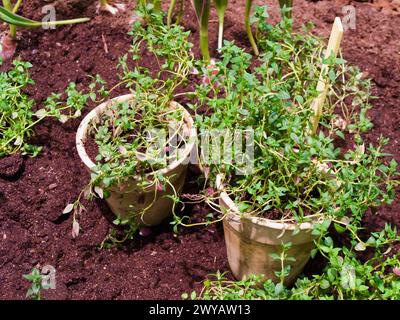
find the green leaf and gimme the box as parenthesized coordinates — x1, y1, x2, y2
(278, 91, 290, 100)
(320, 279, 330, 289)
(355, 242, 366, 251)
(181, 293, 189, 300)
(334, 223, 346, 233)
(269, 253, 281, 260)
(274, 283, 284, 295)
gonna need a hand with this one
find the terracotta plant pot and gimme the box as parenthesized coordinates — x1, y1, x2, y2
(216, 174, 318, 285)
(76, 94, 197, 226)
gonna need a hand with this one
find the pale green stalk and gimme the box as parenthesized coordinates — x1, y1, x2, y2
(245, 0, 258, 55)
(192, 0, 211, 61)
(152, 0, 162, 13)
(167, 0, 176, 26)
(278, 0, 293, 19)
(2, 0, 16, 38)
(214, 0, 228, 51)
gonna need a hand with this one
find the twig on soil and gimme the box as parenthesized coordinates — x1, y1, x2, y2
(101, 33, 109, 54)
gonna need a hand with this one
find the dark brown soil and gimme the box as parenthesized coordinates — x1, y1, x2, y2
(0, 0, 399, 300)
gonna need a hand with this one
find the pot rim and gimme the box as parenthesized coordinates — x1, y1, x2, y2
(76, 93, 197, 179)
(216, 174, 316, 231)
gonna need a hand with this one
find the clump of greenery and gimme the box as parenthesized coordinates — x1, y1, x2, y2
(214, 0, 228, 51)
(0, 61, 37, 157)
(90, 99, 186, 180)
(0, 60, 93, 158)
(182, 7, 400, 300)
(23, 268, 45, 300)
(193, 11, 398, 226)
(195, 224, 400, 300)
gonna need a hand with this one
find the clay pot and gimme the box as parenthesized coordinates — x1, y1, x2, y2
(216, 174, 317, 285)
(76, 94, 196, 226)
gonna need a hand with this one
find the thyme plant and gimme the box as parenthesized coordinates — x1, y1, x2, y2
(193, 12, 398, 225)
(0, 61, 91, 157)
(184, 7, 399, 300)
(196, 224, 400, 300)
(23, 268, 45, 300)
(64, 10, 196, 243)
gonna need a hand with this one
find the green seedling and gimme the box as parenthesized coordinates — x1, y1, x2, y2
(213, 0, 228, 51)
(23, 268, 44, 300)
(192, 0, 211, 61)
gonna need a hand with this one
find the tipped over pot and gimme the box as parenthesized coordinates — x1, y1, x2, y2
(216, 174, 318, 286)
(76, 94, 196, 226)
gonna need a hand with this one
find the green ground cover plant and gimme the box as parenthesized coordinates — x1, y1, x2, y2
(196, 224, 400, 299)
(23, 268, 46, 300)
(0, 61, 91, 157)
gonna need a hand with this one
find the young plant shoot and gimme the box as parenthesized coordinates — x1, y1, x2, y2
(214, 0, 228, 51)
(152, 0, 162, 13)
(245, 0, 259, 55)
(0, 61, 93, 158)
(278, 0, 293, 19)
(192, 0, 211, 61)
(167, 0, 184, 26)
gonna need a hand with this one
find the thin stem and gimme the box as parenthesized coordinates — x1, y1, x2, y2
(214, 0, 227, 51)
(217, 14, 224, 51)
(3, 0, 17, 38)
(12, 0, 22, 13)
(245, 0, 258, 56)
(40, 17, 90, 26)
(200, 27, 210, 62)
(278, 0, 293, 19)
(167, 0, 176, 26)
(176, 0, 184, 24)
(152, 0, 162, 13)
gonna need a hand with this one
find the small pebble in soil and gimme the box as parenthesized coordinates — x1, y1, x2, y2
(139, 227, 152, 237)
(48, 183, 58, 190)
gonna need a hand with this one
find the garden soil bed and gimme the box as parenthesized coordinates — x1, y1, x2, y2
(0, 0, 399, 299)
